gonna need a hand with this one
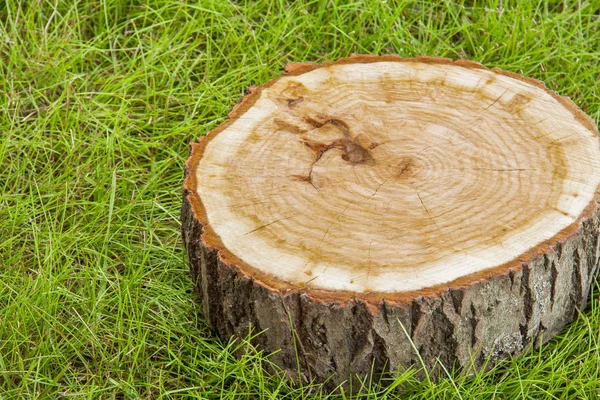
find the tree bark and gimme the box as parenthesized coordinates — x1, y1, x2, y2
(182, 55, 600, 388)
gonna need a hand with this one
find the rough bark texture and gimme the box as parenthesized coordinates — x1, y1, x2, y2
(182, 186, 600, 388)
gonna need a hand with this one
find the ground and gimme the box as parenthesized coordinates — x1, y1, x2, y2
(1, 0, 599, 398)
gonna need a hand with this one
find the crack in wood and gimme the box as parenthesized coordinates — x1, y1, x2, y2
(469, 168, 532, 171)
(570, 248, 583, 316)
(243, 215, 294, 235)
(416, 190, 440, 230)
(368, 160, 411, 199)
(380, 300, 390, 326)
(366, 240, 373, 282)
(520, 264, 533, 347)
(317, 200, 355, 250)
(480, 89, 509, 113)
(508, 269, 516, 290)
(450, 289, 464, 314)
(305, 275, 319, 285)
(287, 96, 304, 107)
(302, 140, 338, 190)
(410, 301, 421, 337)
(549, 255, 558, 310)
(469, 304, 478, 347)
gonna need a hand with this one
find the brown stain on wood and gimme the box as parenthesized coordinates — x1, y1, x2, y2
(505, 93, 534, 114)
(276, 113, 375, 167)
(379, 72, 398, 103)
(279, 80, 309, 99)
(274, 118, 305, 135)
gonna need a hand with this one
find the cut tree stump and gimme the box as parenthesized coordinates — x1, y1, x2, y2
(182, 55, 600, 387)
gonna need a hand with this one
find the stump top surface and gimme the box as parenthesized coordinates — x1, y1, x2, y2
(185, 56, 600, 300)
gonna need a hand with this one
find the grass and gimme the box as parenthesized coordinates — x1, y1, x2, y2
(1, 0, 600, 398)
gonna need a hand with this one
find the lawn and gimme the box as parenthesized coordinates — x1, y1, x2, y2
(1, 0, 600, 398)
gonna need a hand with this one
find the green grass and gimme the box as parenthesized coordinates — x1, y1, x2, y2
(1, 0, 600, 398)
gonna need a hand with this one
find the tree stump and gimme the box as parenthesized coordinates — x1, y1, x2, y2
(182, 55, 600, 387)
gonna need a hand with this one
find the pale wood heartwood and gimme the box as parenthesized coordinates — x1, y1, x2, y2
(182, 55, 600, 387)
